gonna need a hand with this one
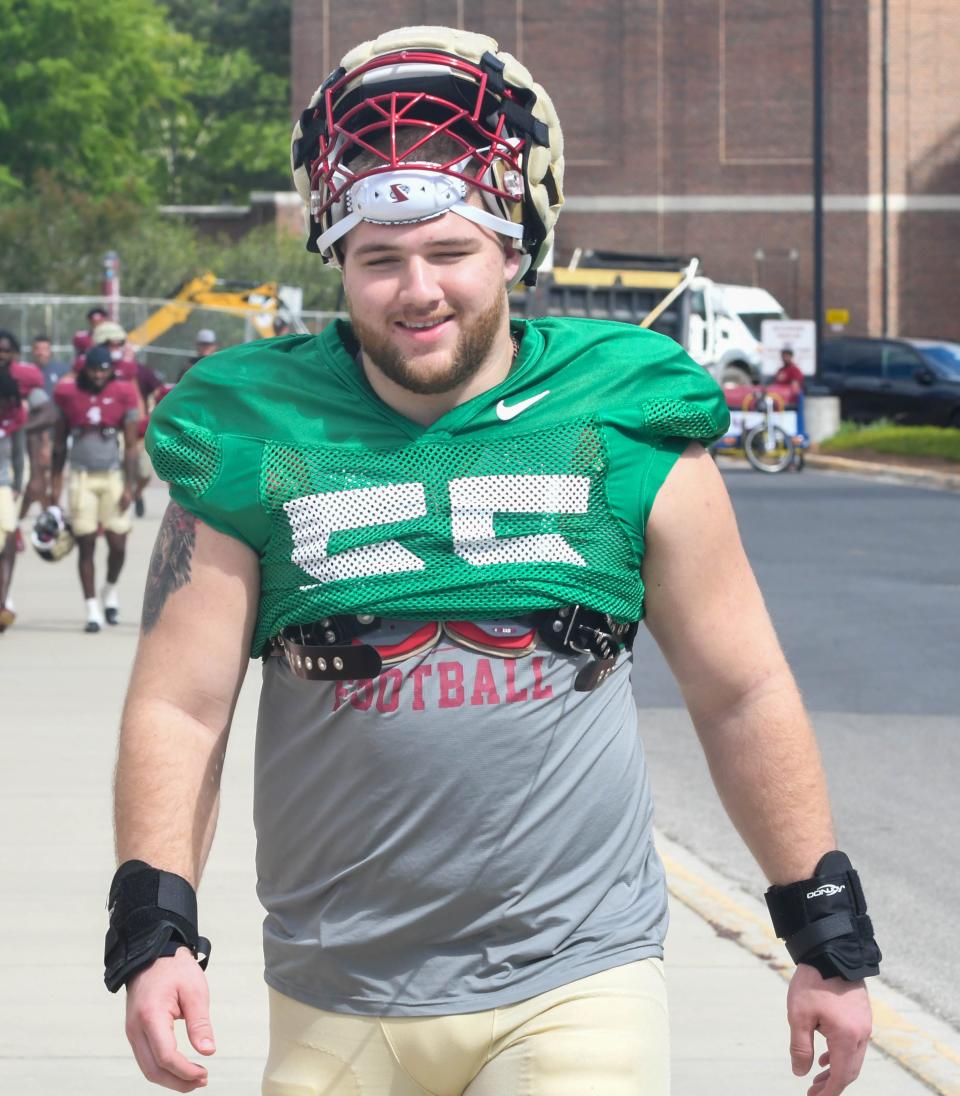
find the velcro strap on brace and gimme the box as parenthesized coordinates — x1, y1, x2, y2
(764, 850, 881, 981)
(104, 860, 210, 993)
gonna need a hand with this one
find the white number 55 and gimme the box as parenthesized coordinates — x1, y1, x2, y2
(284, 474, 589, 585)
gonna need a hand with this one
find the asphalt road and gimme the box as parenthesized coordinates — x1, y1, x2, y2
(634, 463, 960, 1028)
(5, 474, 941, 1094)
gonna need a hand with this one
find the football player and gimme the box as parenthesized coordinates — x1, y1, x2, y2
(0, 370, 26, 630)
(81, 321, 142, 387)
(18, 334, 72, 519)
(109, 26, 878, 1096)
(0, 329, 56, 623)
(72, 306, 109, 360)
(53, 344, 140, 632)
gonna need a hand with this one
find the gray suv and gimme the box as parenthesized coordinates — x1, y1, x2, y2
(819, 337, 960, 428)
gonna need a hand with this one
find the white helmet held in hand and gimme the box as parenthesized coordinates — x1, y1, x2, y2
(31, 505, 75, 562)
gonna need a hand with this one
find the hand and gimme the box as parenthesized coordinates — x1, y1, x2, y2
(124, 947, 215, 1092)
(119, 487, 133, 513)
(787, 964, 872, 1096)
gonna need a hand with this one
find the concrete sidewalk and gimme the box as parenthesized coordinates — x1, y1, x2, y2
(0, 484, 948, 1094)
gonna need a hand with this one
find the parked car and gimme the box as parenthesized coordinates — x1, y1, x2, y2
(819, 336, 960, 427)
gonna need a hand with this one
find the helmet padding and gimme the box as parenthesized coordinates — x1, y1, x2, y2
(291, 26, 563, 285)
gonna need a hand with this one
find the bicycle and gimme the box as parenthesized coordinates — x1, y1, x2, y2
(741, 387, 799, 474)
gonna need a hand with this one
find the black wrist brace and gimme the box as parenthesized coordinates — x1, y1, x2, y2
(764, 850, 881, 981)
(104, 860, 211, 993)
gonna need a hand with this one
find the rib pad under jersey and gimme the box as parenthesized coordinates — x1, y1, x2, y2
(255, 638, 668, 1016)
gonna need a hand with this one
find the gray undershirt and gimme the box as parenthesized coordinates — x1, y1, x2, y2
(69, 410, 137, 472)
(254, 635, 668, 1017)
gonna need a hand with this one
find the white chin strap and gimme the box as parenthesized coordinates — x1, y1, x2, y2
(315, 169, 524, 256)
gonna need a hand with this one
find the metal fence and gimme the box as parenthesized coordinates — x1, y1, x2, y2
(0, 294, 346, 381)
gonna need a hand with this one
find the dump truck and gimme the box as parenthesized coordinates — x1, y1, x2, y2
(510, 250, 788, 385)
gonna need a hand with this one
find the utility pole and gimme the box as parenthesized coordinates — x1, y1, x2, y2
(812, 0, 825, 376)
(881, 0, 890, 336)
(103, 251, 121, 321)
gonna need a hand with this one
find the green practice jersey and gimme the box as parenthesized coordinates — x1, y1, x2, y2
(147, 317, 730, 655)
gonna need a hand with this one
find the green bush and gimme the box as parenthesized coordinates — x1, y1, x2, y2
(821, 422, 960, 463)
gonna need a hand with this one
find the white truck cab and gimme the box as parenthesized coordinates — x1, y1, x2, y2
(686, 279, 788, 386)
(509, 252, 789, 386)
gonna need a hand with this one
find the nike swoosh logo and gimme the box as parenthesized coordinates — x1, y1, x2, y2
(496, 390, 550, 421)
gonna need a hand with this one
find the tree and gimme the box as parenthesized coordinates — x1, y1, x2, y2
(0, 175, 338, 312)
(0, 176, 198, 295)
(163, 0, 291, 79)
(158, 0, 293, 203)
(0, 0, 195, 201)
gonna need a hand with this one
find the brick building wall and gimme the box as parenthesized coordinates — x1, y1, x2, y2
(290, 0, 960, 339)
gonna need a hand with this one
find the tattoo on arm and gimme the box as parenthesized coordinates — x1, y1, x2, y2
(142, 503, 197, 632)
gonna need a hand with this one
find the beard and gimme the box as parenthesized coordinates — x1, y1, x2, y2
(348, 290, 506, 396)
(76, 369, 113, 393)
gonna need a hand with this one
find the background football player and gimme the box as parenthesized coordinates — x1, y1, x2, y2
(53, 343, 140, 631)
(0, 370, 26, 631)
(0, 329, 56, 625)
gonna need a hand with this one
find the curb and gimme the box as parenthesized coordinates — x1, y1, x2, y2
(805, 453, 960, 492)
(657, 831, 960, 1096)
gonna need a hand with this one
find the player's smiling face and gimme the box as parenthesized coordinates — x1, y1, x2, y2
(340, 204, 522, 398)
(83, 362, 113, 391)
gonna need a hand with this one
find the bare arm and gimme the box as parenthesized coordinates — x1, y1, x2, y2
(115, 501, 258, 1092)
(119, 419, 139, 511)
(51, 413, 68, 479)
(115, 501, 258, 883)
(642, 444, 871, 1096)
(642, 444, 833, 882)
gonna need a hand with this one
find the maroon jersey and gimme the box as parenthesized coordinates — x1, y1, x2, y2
(774, 362, 806, 389)
(10, 360, 45, 399)
(53, 375, 140, 430)
(73, 330, 94, 355)
(0, 401, 26, 438)
(114, 356, 139, 384)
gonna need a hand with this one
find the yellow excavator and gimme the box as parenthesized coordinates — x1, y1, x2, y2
(126, 272, 294, 348)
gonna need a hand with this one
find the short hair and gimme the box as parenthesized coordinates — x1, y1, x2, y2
(348, 131, 474, 176)
(87, 307, 108, 322)
(0, 329, 20, 352)
(32, 334, 52, 344)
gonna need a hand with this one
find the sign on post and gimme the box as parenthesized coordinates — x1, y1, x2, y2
(761, 319, 817, 377)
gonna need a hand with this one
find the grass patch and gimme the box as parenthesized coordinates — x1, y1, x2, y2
(821, 422, 960, 463)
